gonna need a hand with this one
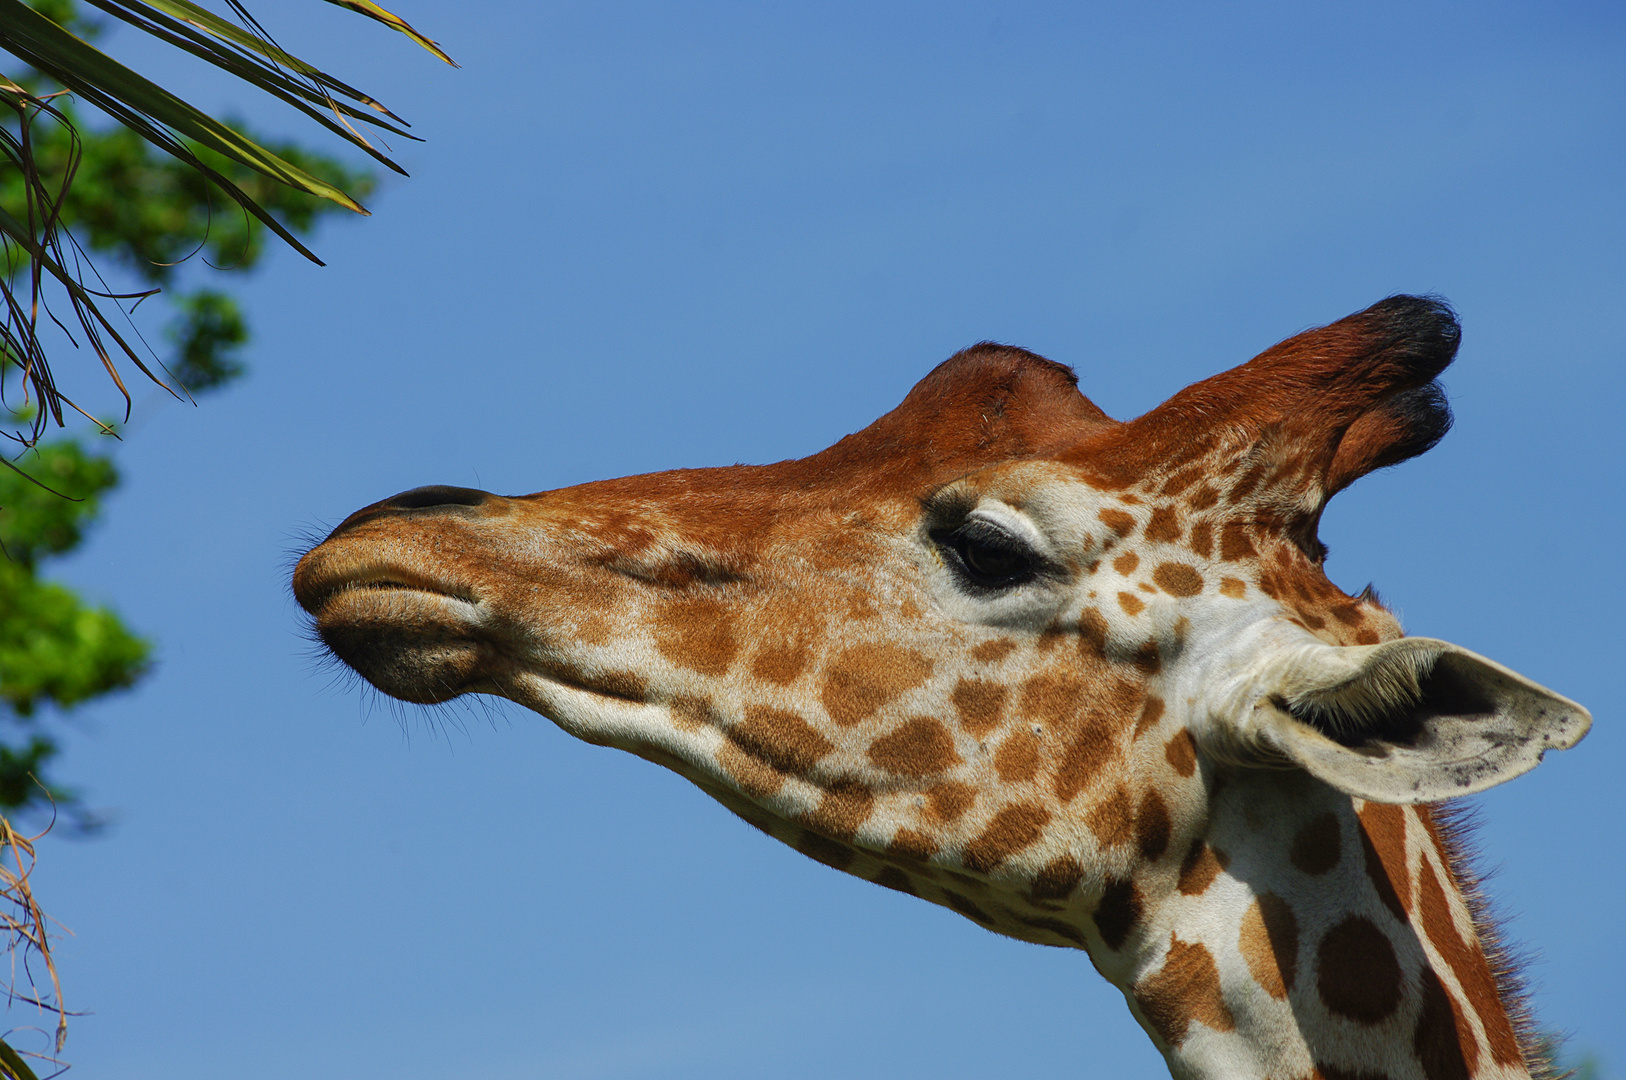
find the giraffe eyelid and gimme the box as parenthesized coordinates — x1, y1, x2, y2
(929, 507, 1072, 603)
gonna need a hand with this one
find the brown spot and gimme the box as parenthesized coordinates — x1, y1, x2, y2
(1087, 785, 1136, 850)
(1078, 607, 1110, 657)
(717, 742, 783, 798)
(1219, 576, 1246, 598)
(1118, 592, 1145, 616)
(887, 827, 939, 862)
(1291, 813, 1342, 876)
(1189, 520, 1214, 559)
(727, 707, 834, 776)
(1093, 878, 1142, 950)
(801, 777, 875, 842)
(1036, 626, 1068, 653)
(1113, 551, 1141, 575)
(1239, 892, 1299, 999)
(590, 670, 647, 701)
(963, 803, 1052, 873)
(1160, 466, 1203, 497)
(1017, 914, 1085, 946)
(951, 678, 1008, 739)
(873, 866, 916, 895)
(653, 598, 739, 676)
(1138, 581, 1157, 593)
(1031, 855, 1084, 901)
(1099, 508, 1136, 537)
(1145, 506, 1182, 543)
(821, 643, 933, 726)
(1330, 603, 1362, 626)
(1418, 860, 1522, 1066)
(751, 643, 810, 684)
(1135, 695, 1167, 738)
(1019, 672, 1085, 727)
(1178, 840, 1226, 895)
(1164, 729, 1196, 776)
(1414, 966, 1476, 1080)
(926, 781, 975, 823)
(1316, 1066, 1395, 1080)
(971, 638, 1017, 663)
(1187, 484, 1220, 511)
(868, 716, 961, 777)
(1131, 639, 1161, 675)
(1053, 678, 1137, 802)
(845, 591, 879, 620)
(796, 830, 854, 870)
(1153, 562, 1204, 596)
(1317, 916, 1402, 1023)
(1228, 462, 1268, 504)
(994, 730, 1042, 783)
(944, 891, 994, 925)
(1358, 802, 1411, 919)
(1219, 523, 1256, 561)
(1119, 493, 1142, 505)
(1134, 935, 1236, 1047)
(669, 694, 716, 732)
(1356, 628, 1381, 645)
(1136, 790, 1171, 861)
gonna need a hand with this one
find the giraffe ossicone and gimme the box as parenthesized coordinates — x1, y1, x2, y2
(294, 295, 1590, 1080)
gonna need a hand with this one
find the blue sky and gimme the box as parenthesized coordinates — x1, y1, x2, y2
(20, 2, 1625, 1077)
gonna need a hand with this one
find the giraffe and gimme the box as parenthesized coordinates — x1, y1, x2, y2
(293, 295, 1590, 1080)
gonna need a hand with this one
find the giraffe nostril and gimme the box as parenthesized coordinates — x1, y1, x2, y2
(383, 485, 492, 511)
(322, 485, 497, 540)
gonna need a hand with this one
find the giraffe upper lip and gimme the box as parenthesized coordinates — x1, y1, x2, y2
(293, 555, 478, 617)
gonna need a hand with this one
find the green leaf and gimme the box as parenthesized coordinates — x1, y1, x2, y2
(0, 437, 117, 566)
(163, 288, 245, 394)
(0, 1036, 41, 1080)
(102, 0, 409, 119)
(0, 0, 368, 216)
(0, 198, 170, 395)
(79, 0, 420, 173)
(0, 551, 150, 717)
(320, 0, 457, 67)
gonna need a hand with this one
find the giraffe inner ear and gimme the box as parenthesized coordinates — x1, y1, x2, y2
(1254, 638, 1591, 803)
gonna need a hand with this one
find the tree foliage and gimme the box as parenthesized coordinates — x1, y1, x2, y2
(0, 0, 447, 443)
(0, 0, 392, 829)
(0, 434, 144, 823)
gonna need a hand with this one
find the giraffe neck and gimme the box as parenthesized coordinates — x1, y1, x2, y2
(1103, 769, 1538, 1080)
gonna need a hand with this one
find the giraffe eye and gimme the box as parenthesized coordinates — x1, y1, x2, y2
(935, 520, 1039, 590)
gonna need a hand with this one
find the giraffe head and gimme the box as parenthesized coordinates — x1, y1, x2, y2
(293, 296, 1589, 1070)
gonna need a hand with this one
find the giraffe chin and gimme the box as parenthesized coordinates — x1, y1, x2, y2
(310, 585, 493, 704)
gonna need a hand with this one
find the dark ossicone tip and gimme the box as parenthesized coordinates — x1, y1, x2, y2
(1363, 294, 1462, 383)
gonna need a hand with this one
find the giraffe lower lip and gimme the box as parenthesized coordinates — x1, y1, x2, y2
(311, 585, 492, 703)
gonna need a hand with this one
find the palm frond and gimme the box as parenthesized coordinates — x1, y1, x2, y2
(0, 0, 450, 446)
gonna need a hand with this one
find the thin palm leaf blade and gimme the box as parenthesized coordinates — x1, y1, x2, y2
(97, 0, 417, 128)
(0, 1035, 41, 1080)
(0, 0, 367, 212)
(320, 0, 456, 66)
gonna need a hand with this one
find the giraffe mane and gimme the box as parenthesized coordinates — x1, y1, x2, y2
(1425, 800, 1565, 1080)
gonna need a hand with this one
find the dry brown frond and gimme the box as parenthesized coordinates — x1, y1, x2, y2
(0, 805, 67, 1068)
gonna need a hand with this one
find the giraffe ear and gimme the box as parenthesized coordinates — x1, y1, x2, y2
(1252, 638, 1591, 803)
